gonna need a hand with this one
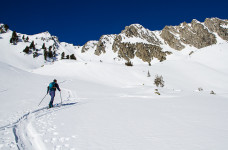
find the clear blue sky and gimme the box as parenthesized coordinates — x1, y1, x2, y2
(1, 0, 227, 46)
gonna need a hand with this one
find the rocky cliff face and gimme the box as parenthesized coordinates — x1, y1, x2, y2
(94, 35, 116, 56)
(111, 24, 168, 64)
(80, 17, 227, 65)
(204, 18, 228, 41)
(81, 41, 98, 53)
(160, 18, 227, 50)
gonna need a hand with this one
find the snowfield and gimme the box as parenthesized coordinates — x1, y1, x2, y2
(0, 29, 228, 150)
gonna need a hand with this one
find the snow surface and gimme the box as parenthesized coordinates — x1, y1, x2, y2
(1, 28, 228, 150)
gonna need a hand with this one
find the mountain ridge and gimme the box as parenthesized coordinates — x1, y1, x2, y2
(0, 17, 227, 70)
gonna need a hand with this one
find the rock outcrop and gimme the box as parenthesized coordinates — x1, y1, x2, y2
(179, 19, 217, 49)
(80, 17, 227, 64)
(161, 19, 217, 50)
(95, 35, 116, 56)
(161, 26, 185, 50)
(81, 41, 98, 53)
(121, 24, 161, 45)
(204, 18, 228, 41)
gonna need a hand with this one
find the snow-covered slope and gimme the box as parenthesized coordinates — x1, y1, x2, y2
(1, 18, 228, 150)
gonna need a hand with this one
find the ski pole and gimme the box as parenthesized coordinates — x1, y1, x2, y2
(60, 91, 63, 105)
(38, 93, 48, 106)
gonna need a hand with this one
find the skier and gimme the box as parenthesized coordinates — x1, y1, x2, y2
(47, 79, 61, 108)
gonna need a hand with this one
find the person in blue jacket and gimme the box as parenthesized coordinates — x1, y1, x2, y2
(47, 79, 61, 108)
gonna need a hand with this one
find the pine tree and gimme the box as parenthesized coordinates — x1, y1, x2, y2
(25, 36, 29, 42)
(0, 24, 9, 33)
(4, 24, 9, 31)
(42, 43, 46, 50)
(147, 70, 151, 77)
(49, 46, 52, 51)
(48, 49, 53, 58)
(10, 31, 19, 45)
(29, 41, 35, 50)
(44, 49, 47, 60)
(23, 46, 30, 54)
(53, 51, 56, 57)
(66, 55, 69, 59)
(61, 52, 65, 59)
(70, 54, 76, 60)
(22, 35, 25, 41)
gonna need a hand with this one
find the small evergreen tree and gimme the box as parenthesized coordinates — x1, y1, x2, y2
(29, 41, 35, 50)
(70, 54, 76, 60)
(42, 43, 46, 50)
(48, 50, 53, 58)
(4, 24, 9, 31)
(147, 70, 151, 77)
(25, 36, 29, 42)
(44, 49, 47, 60)
(10, 31, 19, 45)
(23, 46, 30, 54)
(49, 46, 52, 51)
(66, 55, 69, 59)
(61, 52, 65, 59)
(53, 51, 56, 57)
(0, 24, 9, 33)
(22, 35, 25, 41)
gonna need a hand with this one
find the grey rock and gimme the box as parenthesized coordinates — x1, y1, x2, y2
(81, 41, 98, 53)
(204, 17, 228, 41)
(179, 19, 217, 48)
(160, 26, 185, 50)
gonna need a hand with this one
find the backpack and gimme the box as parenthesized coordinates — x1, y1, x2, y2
(49, 82, 55, 91)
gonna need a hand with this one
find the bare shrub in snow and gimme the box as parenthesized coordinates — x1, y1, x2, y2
(210, 90, 216, 95)
(125, 61, 133, 66)
(198, 87, 203, 91)
(189, 51, 194, 55)
(154, 75, 164, 87)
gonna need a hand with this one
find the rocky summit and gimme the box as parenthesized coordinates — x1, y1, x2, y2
(80, 17, 228, 65)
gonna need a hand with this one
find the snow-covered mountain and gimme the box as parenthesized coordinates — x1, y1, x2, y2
(0, 18, 228, 150)
(1, 17, 228, 70)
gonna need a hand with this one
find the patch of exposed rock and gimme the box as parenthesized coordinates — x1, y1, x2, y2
(95, 35, 116, 56)
(161, 19, 217, 50)
(160, 26, 185, 50)
(81, 41, 98, 53)
(121, 24, 161, 45)
(112, 35, 170, 64)
(204, 18, 228, 41)
(179, 19, 217, 48)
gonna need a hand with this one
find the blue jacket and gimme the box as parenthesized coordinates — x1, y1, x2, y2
(47, 82, 61, 93)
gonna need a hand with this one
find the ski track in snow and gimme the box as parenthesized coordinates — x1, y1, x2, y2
(0, 88, 77, 150)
